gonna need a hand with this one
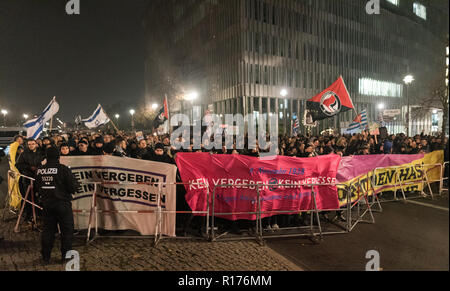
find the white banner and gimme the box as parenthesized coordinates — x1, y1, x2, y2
(383, 109, 401, 117)
(61, 155, 177, 237)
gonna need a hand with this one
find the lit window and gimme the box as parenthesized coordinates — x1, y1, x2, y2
(413, 3, 426, 20)
(387, 0, 399, 6)
(359, 78, 403, 98)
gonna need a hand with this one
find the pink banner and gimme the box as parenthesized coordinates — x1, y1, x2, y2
(175, 153, 341, 221)
(336, 154, 424, 183)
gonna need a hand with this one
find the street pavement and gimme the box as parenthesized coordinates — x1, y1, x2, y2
(0, 211, 300, 271)
(266, 193, 449, 271)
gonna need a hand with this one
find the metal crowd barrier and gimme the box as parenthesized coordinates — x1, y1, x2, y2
(209, 182, 369, 245)
(4, 160, 447, 247)
(441, 161, 449, 193)
(370, 163, 444, 203)
(3, 171, 43, 233)
(77, 181, 209, 247)
(345, 178, 376, 232)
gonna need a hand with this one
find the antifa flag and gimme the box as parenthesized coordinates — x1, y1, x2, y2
(306, 76, 355, 122)
(154, 96, 169, 127)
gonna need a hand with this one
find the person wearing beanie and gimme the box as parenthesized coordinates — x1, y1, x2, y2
(142, 142, 174, 164)
(74, 139, 92, 156)
(42, 137, 53, 148)
(92, 136, 104, 155)
(67, 139, 77, 154)
(35, 146, 80, 265)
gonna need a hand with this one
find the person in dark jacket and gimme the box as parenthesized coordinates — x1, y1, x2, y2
(16, 139, 45, 223)
(67, 139, 77, 155)
(91, 136, 104, 155)
(42, 137, 54, 150)
(127, 141, 139, 158)
(136, 139, 149, 159)
(73, 140, 92, 156)
(35, 147, 80, 265)
(112, 137, 127, 157)
(143, 143, 175, 164)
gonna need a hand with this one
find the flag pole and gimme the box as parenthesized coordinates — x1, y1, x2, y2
(49, 117, 53, 134)
(102, 105, 120, 134)
(49, 97, 56, 134)
(165, 94, 171, 135)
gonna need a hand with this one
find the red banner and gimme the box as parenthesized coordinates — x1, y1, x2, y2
(175, 153, 341, 220)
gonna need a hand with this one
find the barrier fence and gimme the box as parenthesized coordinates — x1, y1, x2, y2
(3, 161, 448, 247)
(442, 162, 449, 193)
(3, 171, 42, 233)
(76, 181, 209, 247)
(370, 163, 444, 203)
(209, 180, 378, 243)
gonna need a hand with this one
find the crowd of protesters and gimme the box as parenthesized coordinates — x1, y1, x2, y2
(10, 129, 448, 161)
(6, 129, 449, 236)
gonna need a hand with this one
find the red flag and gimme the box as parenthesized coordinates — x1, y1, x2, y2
(163, 96, 169, 119)
(154, 96, 170, 127)
(306, 76, 355, 122)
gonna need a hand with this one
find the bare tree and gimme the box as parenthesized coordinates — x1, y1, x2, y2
(414, 77, 449, 145)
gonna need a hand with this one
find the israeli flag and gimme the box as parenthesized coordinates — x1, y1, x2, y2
(24, 97, 59, 139)
(82, 104, 110, 129)
(346, 110, 368, 132)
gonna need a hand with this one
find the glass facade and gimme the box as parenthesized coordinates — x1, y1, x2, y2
(144, 0, 448, 134)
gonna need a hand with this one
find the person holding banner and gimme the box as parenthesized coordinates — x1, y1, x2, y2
(35, 147, 80, 265)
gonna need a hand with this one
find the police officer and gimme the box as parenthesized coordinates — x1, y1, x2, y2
(35, 146, 80, 264)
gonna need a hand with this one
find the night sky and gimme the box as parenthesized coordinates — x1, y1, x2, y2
(0, 0, 150, 123)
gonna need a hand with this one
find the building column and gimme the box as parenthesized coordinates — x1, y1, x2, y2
(275, 98, 279, 133)
(267, 97, 271, 132)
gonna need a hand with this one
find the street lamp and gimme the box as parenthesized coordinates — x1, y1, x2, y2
(280, 89, 288, 97)
(377, 103, 385, 110)
(23, 114, 29, 120)
(185, 92, 198, 102)
(115, 114, 120, 119)
(403, 75, 414, 136)
(152, 103, 158, 110)
(129, 109, 135, 131)
(1, 110, 7, 127)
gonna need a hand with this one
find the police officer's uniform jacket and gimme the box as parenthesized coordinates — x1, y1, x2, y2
(35, 161, 79, 204)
